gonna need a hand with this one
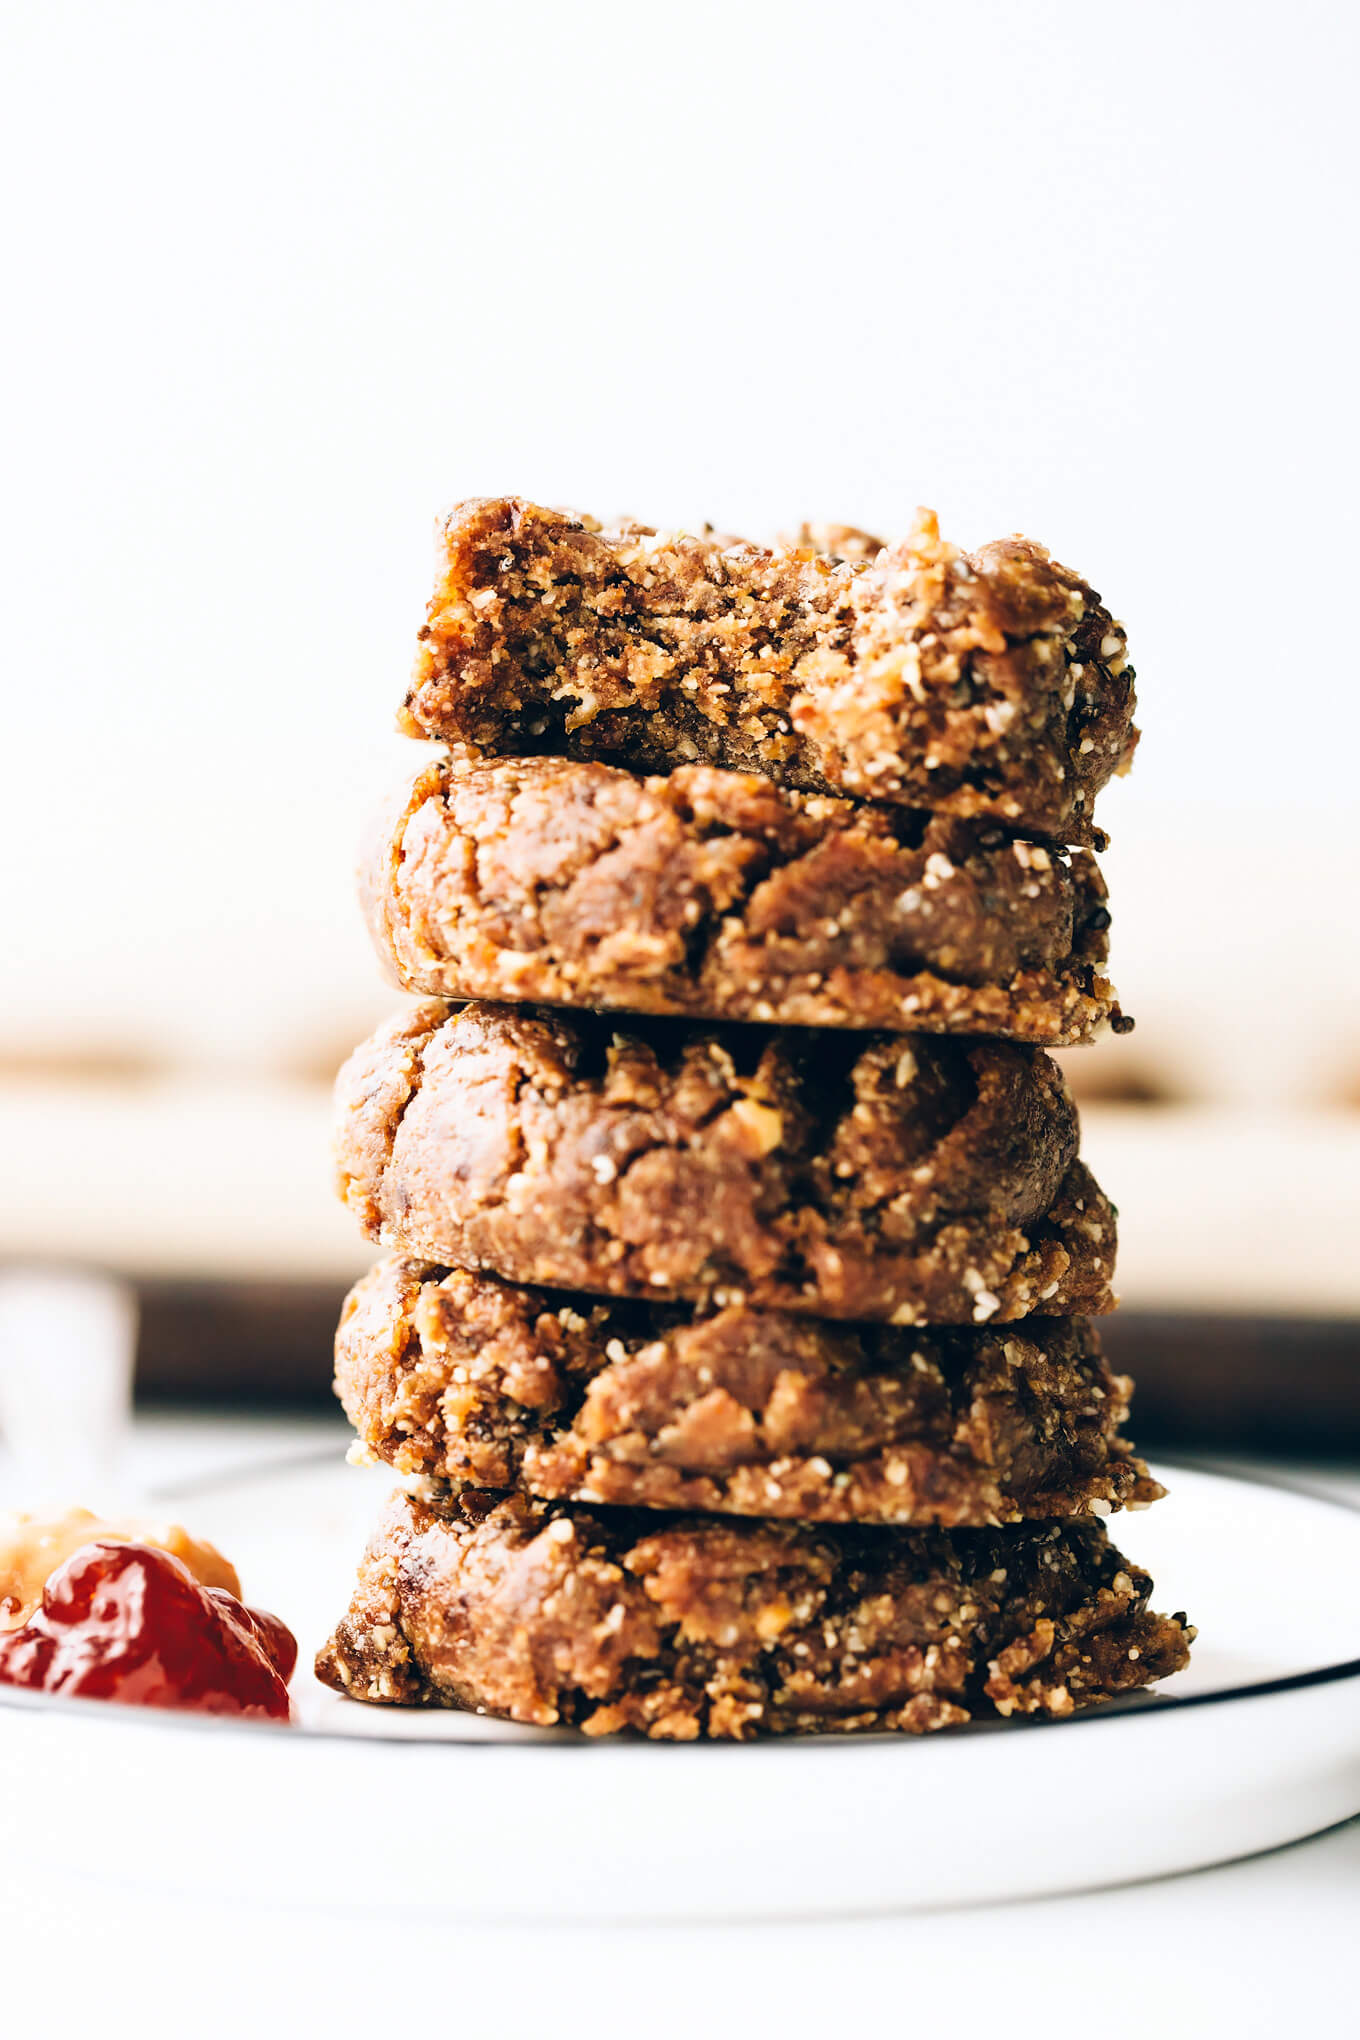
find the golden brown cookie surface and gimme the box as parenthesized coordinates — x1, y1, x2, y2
(366, 755, 1125, 1044)
(333, 1001, 1117, 1324)
(337, 1258, 1155, 1525)
(316, 1488, 1192, 1738)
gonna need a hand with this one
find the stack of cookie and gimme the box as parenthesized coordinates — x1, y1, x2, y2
(317, 499, 1193, 1738)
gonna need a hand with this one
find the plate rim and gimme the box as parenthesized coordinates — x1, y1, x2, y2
(2, 1454, 1357, 1750)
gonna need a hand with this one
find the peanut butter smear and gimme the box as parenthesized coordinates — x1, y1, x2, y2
(0, 1508, 241, 1628)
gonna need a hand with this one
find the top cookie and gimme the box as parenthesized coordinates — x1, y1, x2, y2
(402, 499, 1138, 845)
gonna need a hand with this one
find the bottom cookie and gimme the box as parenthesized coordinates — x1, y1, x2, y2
(315, 1490, 1193, 1739)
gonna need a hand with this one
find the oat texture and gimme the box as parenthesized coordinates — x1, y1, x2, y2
(316, 1488, 1192, 1737)
(338, 1257, 1155, 1525)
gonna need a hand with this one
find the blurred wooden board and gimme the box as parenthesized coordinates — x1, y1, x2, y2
(4, 1076, 1357, 1448)
(5, 1079, 1360, 1314)
(0, 1078, 365, 1282)
(1077, 1106, 1360, 1317)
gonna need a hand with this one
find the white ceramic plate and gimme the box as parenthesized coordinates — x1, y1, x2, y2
(1, 1456, 1357, 1920)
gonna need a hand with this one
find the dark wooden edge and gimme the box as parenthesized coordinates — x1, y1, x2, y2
(1099, 1311, 1360, 1453)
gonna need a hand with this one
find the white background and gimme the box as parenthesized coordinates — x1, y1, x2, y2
(2, 0, 1358, 1091)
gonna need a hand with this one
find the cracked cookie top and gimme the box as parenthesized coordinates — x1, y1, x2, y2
(364, 754, 1125, 1044)
(333, 1000, 1116, 1323)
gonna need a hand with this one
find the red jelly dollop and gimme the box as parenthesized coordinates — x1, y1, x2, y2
(0, 1540, 296, 1722)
